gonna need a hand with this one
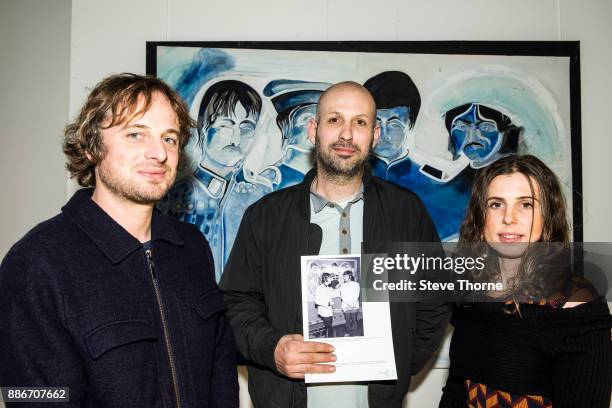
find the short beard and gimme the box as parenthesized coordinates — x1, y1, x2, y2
(315, 138, 369, 181)
(97, 161, 173, 205)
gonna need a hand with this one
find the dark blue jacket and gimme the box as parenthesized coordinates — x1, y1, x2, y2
(0, 189, 238, 407)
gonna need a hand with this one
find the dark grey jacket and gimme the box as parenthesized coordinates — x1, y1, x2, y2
(0, 189, 238, 407)
(220, 168, 451, 408)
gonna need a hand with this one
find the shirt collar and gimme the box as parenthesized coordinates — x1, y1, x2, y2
(309, 182, 364, 213)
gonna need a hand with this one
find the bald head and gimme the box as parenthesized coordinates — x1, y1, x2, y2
(316, 81, 377, 123)
(306, 80, 381, 181)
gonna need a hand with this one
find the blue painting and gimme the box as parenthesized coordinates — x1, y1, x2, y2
(149, 43, 579, 281)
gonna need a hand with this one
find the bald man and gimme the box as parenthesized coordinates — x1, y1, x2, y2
(220, 82, 450, 408)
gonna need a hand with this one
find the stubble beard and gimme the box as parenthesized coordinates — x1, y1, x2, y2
(97, 160, 175, 205)
(315, 137, 370, 181)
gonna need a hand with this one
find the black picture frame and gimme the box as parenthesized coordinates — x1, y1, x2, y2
(146, 41, 582, 242)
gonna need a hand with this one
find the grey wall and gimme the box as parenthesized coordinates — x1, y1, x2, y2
(0, 0, 72, 258)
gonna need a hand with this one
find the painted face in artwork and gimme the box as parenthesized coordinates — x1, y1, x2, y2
(372, 106, 410, 161)
(286, 104, 317, 152)
(450, 103, 502, 164)
(205, 101, 258, 168)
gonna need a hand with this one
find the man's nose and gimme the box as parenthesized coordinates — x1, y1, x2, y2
(379, 122, 389, 140)
(338, 122, 354, 141)
(145, 137, 168, 162)
(229, 126, 241, 146)
(465, 125, 479, 143)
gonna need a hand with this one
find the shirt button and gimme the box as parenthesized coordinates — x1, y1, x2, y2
(342, 212, 347, 217)
(342, 248, 348, 254)
(328, 203, 335, 208)
(342, 229, 347, 235)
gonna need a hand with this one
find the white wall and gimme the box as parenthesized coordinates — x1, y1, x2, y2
(560, 0, 612, 241)
(0, 0, 72, 259)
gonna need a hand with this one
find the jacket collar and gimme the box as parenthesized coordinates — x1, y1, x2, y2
(62, 188, 184, 264)
(297, 166, 374, 220)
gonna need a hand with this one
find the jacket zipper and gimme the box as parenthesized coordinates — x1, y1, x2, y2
(146, 249, 182, 408)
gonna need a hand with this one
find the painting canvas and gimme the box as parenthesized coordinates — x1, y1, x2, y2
(146, 42, 581, 282)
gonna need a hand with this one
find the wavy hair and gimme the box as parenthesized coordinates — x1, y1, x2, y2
(63, 73, 195, 187)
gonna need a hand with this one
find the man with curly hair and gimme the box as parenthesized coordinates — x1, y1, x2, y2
(0, 73, 238, 407)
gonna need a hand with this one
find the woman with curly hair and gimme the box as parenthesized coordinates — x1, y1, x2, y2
(439, 154, 611, 408)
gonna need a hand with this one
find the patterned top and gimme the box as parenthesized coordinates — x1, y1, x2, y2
(465, 379, 553, 408)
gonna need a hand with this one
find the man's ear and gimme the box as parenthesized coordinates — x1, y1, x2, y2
(307, 117, 318, 145)
(372, 123, 381, 147)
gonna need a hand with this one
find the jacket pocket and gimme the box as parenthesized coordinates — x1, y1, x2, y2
(84, 319, 157, 360)
(192, 290, 226, 320)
